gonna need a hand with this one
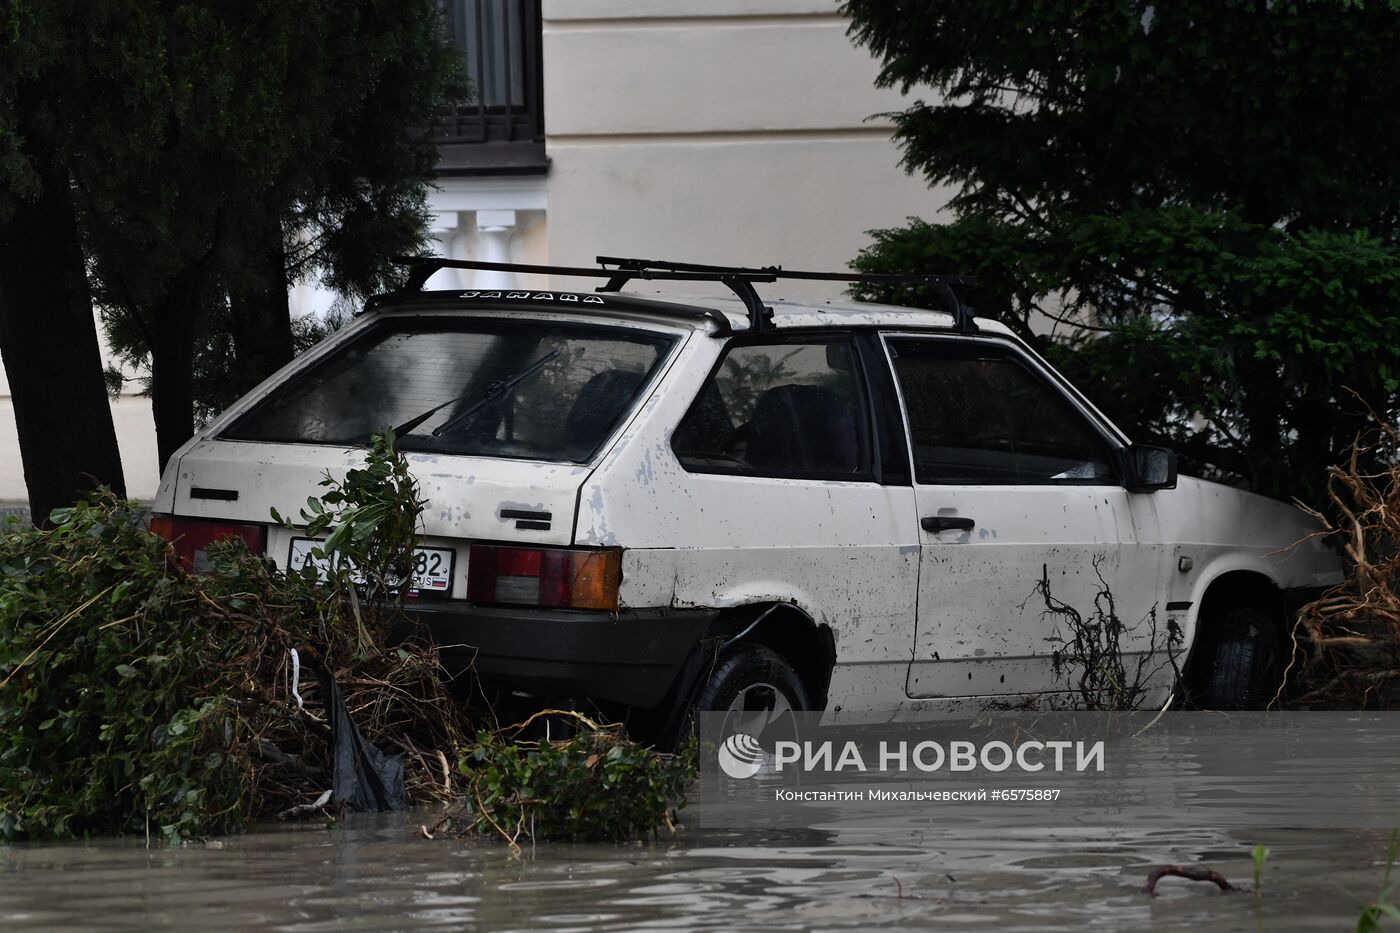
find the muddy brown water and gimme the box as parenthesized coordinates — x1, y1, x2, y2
(3, 715, 1397, 931)
(0, 807, 1388, 930)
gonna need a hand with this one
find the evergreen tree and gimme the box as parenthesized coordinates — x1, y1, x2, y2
(0, 0, 127, 523)
(844, 0, 1400, 503)
(68, 0, 461, 468)
(2, 0, 461, 510)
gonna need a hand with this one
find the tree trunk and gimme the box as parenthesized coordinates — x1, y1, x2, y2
(229, 211, 294, 396)
(149, 271, 202, 473)
(0, 143, 127, 524)
(1240, 356, 1288, 500)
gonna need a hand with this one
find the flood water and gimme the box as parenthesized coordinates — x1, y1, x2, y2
(3, 715, 1397, 931)
(0, 809, 1386, 931)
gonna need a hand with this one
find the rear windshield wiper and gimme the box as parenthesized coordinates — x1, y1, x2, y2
(391, 348, 563, 440)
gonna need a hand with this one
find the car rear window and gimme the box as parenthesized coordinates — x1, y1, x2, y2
(222, 318, 676, 463)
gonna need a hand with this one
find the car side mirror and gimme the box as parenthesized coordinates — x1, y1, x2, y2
(1126, 445, 1177, 492)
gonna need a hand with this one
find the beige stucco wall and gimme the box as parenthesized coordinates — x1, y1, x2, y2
(0, 319, 161, 504)
(539, 0, 951, 302)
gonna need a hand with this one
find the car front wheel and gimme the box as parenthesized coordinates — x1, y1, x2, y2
(1197, 607, 1282, 709)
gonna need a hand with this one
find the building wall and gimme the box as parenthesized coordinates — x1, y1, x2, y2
(538, 0, 951, 302)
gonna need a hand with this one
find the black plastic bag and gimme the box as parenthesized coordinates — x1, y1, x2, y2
(319, 669, 407, 812)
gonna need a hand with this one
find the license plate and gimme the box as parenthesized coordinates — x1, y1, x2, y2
(288, 537, 455, 596)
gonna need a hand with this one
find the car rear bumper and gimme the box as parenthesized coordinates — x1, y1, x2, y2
(399, 602, 720, 707)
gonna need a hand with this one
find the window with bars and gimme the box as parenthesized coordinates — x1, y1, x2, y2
(436, 0, 546, 174)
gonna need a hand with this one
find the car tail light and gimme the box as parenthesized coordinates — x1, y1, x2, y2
(467, 545, 621, 611)
(149, 514, 268, 572)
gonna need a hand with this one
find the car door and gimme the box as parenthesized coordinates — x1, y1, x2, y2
(882, 334, 1170, 699)
(653, 331, 920, 714)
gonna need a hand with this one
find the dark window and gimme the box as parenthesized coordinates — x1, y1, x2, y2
(887, 339, 1117, 485)
(436, 0, 546, 174)
(224, 320, 674, 463)
(672, 339, 871, 479)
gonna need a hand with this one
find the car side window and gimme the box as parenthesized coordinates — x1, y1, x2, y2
(886, 339, 1118, 485)
(672, 338, 871, 479)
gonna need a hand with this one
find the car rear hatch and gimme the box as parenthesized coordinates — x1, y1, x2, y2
(160, 312, 682, 596)
(170, 439, 590, 593)
(170, 439, 593, 546)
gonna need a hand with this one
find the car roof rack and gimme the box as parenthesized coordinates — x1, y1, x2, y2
(392, 256, 978, 335)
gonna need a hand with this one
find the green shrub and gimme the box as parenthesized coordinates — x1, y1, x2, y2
(456, 713, 697, 845)
(0, 496, 249, 842)
(0, 430, 453, 843)
(1, 432, 697, 845)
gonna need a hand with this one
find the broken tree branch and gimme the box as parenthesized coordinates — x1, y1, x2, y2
(1143, 865, 1238, 897)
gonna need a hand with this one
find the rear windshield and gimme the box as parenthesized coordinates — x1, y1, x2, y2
(222, 318, 676, 462)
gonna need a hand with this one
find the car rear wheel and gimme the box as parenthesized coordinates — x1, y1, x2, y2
(1198, 607, 1282, 709)
(696, 644, 809, 720)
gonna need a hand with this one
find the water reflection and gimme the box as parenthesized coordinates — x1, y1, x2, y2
(0, 810, 1382, 931)
(3, 715, 1397, 930)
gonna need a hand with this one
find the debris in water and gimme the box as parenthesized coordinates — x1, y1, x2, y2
(1143, 865, 1238, 896)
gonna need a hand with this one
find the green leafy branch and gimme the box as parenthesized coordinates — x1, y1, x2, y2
(272, 429, 425, 651)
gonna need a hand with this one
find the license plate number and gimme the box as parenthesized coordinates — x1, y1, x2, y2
(288, 538, 454, 596)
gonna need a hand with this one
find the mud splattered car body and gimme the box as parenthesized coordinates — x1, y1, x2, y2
(151, 273, 1343, 729)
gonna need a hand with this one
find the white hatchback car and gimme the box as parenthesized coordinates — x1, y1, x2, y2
(151, 257, 1342, 738)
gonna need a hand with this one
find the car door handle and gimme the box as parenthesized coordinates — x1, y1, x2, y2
(922, 515, 975, 533)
